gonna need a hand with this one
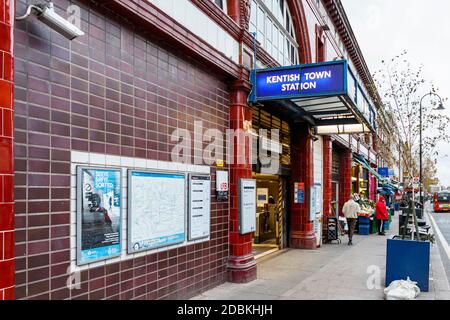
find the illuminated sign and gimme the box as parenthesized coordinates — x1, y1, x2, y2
(250, 60, 347, 102)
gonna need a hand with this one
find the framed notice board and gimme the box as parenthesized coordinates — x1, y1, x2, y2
(239, 179, 257, 235)
(188, 174, 211, 240)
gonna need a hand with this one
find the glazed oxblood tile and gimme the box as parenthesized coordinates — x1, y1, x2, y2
(9, 0, 237, 300)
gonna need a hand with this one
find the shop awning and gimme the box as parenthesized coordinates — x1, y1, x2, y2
(249, 60, 377, 134)
(353, 153, 383, 181)
(353, 153, 399, 192)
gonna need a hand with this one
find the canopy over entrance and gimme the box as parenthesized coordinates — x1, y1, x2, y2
(249, 60, 377, 134)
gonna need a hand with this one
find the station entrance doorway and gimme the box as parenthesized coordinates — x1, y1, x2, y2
(252, 173, 288, 259)
(251, 106, 291, 259)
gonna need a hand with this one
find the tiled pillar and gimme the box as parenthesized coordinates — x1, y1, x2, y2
(322, 136, 332, 218)
(227, 79, 257, 283)
(0, 0, 15, 300)
(290, 125, 316, 249)
(338, 148, 352, 216)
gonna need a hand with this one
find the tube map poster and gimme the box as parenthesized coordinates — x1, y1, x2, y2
(77, 167, 122, 265)
(128, 171, 186, 253)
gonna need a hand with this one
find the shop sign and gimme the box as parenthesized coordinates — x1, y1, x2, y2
(239, 179, 257, 235)
(188, 175, 211, 240)
(378, 167, 389, 178)
(250, 61, 347, 102)
(216, 170, 229, 201)
(77, 167, 122, 265)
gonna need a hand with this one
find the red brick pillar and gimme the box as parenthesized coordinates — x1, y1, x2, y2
(0, 0, 15, 300)
(338, 148, 353, 216)
(227, 79, 256, 283)
(290, 125, 316, 249)
(322, 136, 332, 218)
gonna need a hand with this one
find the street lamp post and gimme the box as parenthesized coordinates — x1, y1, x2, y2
(419, 91, 446, 206)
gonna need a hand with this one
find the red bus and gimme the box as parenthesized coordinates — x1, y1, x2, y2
(434, 191, 450, 212)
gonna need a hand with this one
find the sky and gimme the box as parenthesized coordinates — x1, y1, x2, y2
(341, 0, 450, 187)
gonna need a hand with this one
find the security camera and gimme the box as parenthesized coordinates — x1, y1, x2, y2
(16, 2, 84, 40)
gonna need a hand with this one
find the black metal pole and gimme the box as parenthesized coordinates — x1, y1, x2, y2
(419, 97, 423, 206)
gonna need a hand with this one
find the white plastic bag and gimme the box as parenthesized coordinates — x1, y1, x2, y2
(384, 277, 421, 300)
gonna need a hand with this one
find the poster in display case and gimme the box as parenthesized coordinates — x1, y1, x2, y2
(239, 179, 257, 235)
(77, 167, 122, 265)
(128, 170, 186, 253)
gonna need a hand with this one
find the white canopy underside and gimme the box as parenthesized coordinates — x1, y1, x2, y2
(291, 95, 372, 134)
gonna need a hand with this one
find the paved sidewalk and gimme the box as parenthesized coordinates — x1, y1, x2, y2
(193, 214, 450, 300)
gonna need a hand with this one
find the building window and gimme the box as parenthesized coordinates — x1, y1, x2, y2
(212, 0, 226, 12)
(249, 0, 299, 66)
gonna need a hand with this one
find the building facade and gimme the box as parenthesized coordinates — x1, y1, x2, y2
(0, 0, 391, 300)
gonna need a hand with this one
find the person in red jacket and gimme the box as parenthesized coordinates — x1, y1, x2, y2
(376, 196, 389, 236)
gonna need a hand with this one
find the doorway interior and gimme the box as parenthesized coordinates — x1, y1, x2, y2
(252, 173, 287, 259)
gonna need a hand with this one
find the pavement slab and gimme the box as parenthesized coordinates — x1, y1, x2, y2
(192, 210, 450, 300)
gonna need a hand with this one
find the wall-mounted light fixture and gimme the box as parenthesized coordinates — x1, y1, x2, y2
(16, 2, 84, 40)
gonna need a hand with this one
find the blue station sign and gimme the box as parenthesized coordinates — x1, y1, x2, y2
(249, 60, 347, 102)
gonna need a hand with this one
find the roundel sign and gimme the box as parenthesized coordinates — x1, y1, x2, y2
(216, 170, 229, 201)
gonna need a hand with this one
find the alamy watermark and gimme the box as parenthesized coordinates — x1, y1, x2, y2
(170, 121, 281, 174)
(366, 265, 382, 290)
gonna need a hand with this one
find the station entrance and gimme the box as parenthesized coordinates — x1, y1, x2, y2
(251, 106, 291, 259)
(252, 174, 288, 258)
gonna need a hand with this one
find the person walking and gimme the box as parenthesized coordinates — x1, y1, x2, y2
(342, 195, 361, 246)
(376, 196, 389, 236)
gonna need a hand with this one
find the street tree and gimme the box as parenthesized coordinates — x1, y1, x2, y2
(372, 50, 450, 183)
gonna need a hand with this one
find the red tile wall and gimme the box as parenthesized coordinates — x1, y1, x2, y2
(0, 0, 15, 301)
(14, 0, 230, 300)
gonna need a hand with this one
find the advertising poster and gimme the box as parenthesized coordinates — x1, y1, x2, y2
(310, 184, 322, 221)
(77, 167, 122, 265)
(239, 179, 257, 235)
(128, 171, 186, 253)
(294, 182, 305, 204)
(189, 175, 211, 240)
